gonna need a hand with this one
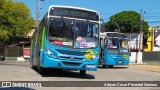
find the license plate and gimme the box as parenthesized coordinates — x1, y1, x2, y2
(118, 62, 122, 64)
(87, 65, 96, 68)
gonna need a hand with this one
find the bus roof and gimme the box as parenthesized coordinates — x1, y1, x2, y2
(100, 32, 128, 39)
(48, 5, 100, 21)
(49, 5, 99, 14)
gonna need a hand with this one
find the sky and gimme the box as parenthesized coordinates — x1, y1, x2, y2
(15, 0, 160, 27)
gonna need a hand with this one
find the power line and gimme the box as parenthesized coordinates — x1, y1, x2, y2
(144, 18, 160, 19)
(144, 16, 160, 18)
(147, 21, 160, 23)
(145, 13, 160, 14)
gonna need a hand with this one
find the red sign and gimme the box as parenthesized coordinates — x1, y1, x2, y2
(53, 40, 63, 45)
(23, 49, 30, 56)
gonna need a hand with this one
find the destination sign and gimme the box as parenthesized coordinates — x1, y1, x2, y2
(107, 33, 127, 38)
(49, 7, 99, 21)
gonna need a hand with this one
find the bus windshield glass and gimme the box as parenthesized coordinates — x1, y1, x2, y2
(107, 38, 129, 54)
(107, 38, 119, 54)
(48, 17, 99, 48)
(119, 39, 129, 54)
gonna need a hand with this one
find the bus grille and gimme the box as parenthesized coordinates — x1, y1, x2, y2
(56, 49, 89, 56)
(59, 56, 84, 60)
(113, 57, 126, 60)
(62, 61, 81, 66)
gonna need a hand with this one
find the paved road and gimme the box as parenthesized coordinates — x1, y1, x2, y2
(0, 60, 160, 90)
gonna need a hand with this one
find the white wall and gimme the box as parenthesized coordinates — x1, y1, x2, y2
(129, 52, 143, 64)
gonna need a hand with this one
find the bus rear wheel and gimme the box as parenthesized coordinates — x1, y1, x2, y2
(37, 60, 45, 74)
(32, 65, 36, 70)
(80, 70, 86, 76)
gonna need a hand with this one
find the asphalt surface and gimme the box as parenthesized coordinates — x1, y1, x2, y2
(0, 60, 160, 90)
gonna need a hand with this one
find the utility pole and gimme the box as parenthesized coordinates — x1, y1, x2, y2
(36, 0, 39, 26)
(136, 9, 143, 63)
(36, 0, 45, 26)
(139, 9, 143, 52)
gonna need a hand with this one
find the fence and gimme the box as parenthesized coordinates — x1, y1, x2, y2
(143, 52, 160, 65)
(0, 46, 5, 56)
(0, 46, 23, 60)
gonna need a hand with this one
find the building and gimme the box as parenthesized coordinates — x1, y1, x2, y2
(144, 26, 160, 52)
(1, 27, 36, 61)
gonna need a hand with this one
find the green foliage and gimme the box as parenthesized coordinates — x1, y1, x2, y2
(104, 11, 149, 46)
(0, 0, 35, 42)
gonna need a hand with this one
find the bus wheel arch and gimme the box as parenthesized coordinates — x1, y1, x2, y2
(37, 55, 45, 74)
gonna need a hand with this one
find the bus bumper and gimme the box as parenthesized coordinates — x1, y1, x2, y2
(105, 60, 129, 65)
(41, 55, 98, 71)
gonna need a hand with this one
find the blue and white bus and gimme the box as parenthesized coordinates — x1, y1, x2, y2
(30, 5, 100, 75)
(99, 32, 130, 68)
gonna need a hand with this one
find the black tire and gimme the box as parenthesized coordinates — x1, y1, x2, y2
(80, 70, 86, 76)
(37, 66, 45, 74)
(102, 65, 106, 68)
(108, 65, 113, 68)
(55, 68, 64, 72)
(31, 65, 36, 69)
(37, 55, 45, 74)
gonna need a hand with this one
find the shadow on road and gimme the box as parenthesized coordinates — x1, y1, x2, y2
(32, 67, 95, 79)
(98, 65, 128, 69)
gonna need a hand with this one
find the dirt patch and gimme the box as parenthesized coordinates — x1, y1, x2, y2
(129, 64, 160, 73)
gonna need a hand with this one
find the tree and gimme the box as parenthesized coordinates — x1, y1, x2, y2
(104, 11, 149, 46)
(0, 0, 35, 42)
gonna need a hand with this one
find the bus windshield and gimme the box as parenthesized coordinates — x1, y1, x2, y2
(48, 17, 99, 48)
(107, 38, 129, 54)
(107, 38, 119, 54)
(119, 39, 129, 54)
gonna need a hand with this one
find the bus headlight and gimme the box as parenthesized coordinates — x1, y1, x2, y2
(45, 48, 54, 58)
(47, 50, 51, 54)
(93, 55, 96, 59)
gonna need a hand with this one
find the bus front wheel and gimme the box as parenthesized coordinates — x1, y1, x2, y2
(108, 65, 113, 68)
(80, 70, 86, 76)
(102, 65, 106, 68)
(37, 66, 45, 74)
